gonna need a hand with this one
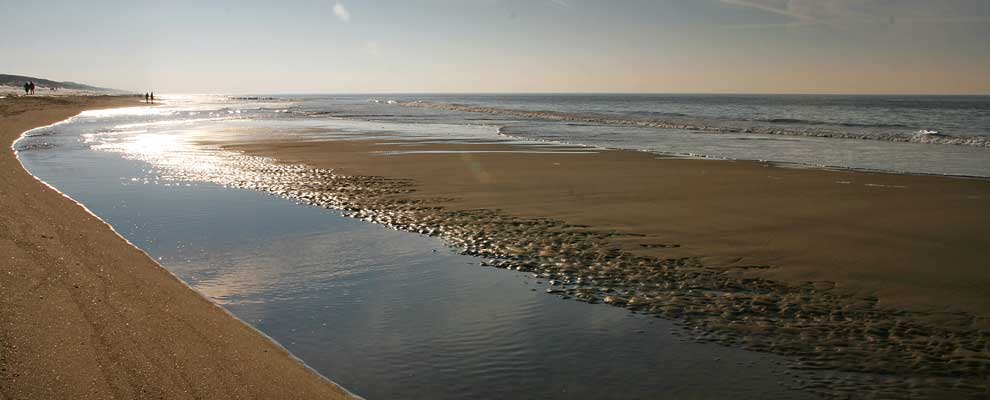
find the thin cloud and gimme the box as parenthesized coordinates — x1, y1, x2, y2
(364, 41, 381, 57)
(720, 0, 990, 27)
(721, 21, 812, 30)
(550, 0, 570, 8)
(333, 2, 351, 22)
(721, 0, 816, 22)
(719, 0, 859, 24)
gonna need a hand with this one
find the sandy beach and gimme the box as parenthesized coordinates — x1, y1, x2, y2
(6, 0, 989, 397)
(0, 96, 352, 399)
(216, 137, 990, 395)
(5, 95, 987, 398)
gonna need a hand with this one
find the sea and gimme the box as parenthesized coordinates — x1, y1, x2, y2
(321, 93, 990, 176)
(14, 93, 990, 399)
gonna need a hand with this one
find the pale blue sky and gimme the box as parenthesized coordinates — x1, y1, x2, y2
(2, 0, 988, 94)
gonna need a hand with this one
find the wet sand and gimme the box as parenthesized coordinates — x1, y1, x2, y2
(219, 138, 990, 396)
(1, 97, 352, 399)
(229, 140, 990, 319)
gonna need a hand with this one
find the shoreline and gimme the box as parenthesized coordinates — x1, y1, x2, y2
(10, 96, 988, 397)
(504, 130, 990, 181)
(1, 96, 354, 399)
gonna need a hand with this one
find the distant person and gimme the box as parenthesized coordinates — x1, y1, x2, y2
(145, 92, 149, 103)
(150, 92, 154, 103)
(23, 82, 30, 95)
(29, 82, 35, 95)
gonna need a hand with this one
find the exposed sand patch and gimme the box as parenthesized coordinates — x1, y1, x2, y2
(227, 140, 990, 319)
(206, 138, 990, 397)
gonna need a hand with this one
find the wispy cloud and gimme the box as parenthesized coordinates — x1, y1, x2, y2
(333, 2, 351, 22)
(364, 41, 381, 57)
(719, 0, 864, 25)
(720, 0, 990, 27)
(550, 0, 570, 8)
(721, 0, 813, 22)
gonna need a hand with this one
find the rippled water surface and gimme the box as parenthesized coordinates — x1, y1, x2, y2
(11, 98, 842, 399)
(356, 94, 990, 176)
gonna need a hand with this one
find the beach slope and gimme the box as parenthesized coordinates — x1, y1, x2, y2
(0, 97, 352, 399)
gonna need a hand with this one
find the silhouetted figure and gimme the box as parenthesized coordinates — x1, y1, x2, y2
(23, 82, 30, 95)
(150, 92, 155, 103)
(29, 82, 35, 95)
(145, 92, 149, 103)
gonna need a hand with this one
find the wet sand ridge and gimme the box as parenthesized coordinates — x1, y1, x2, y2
(221, 139, 990, 397)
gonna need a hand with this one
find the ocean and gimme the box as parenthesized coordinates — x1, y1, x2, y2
(236, 94, 990, 176)
(376, 94, 990, 176)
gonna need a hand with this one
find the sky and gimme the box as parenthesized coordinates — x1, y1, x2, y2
(2, 0, 989, 94)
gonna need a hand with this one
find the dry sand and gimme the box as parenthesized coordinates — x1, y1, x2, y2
(1, 96, 352, 399)
(229, 140, 990, 325)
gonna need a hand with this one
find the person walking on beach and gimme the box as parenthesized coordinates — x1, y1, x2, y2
(23, 82, 30, 95)
(150, 92, 155, 103)
(29, 82, 35, 95)
(145, 92, 149, 103)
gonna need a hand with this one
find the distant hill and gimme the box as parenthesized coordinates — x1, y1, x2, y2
(0, 74, 122, 92)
